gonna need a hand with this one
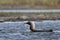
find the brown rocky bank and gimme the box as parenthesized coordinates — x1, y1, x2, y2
(0, 5, 60, 10)
(0, 13, 60, 21)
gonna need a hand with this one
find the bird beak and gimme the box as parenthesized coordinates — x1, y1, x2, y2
(24, 22, 30, 26)
(24, 21, 30, 25)
(24, 22, 28, 24)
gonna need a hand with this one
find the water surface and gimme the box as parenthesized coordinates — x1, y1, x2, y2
(0, 10, 60, 12)
(0, 20, 60, 40)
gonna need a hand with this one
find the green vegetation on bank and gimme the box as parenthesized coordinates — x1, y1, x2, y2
(0, 0, 60, 6)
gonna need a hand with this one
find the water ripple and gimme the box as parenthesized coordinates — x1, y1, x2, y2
(0, 20, 60, 40)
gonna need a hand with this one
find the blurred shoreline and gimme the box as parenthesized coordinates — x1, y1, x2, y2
(0, 6, 60, 10)
(0, 12, 60, 21)
(0, 0, 60, 9)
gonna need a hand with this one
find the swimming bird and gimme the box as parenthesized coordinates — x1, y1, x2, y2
(25, 21, 53, 32)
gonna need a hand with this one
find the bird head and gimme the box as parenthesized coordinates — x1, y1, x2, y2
(25, 21, 31, 25)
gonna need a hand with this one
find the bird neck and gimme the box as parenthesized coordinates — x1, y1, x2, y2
(30, 22, 35, 30)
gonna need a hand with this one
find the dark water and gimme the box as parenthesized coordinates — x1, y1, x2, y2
(0, 20, 60, 40)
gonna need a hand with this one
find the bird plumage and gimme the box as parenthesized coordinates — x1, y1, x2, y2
(25, 21, 53, 32)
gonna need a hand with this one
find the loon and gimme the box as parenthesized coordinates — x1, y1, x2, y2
(25, 21, 53, 32)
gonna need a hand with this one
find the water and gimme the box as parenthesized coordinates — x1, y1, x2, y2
(0, 9, 60, 12)
(0, 20, 60, 40)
